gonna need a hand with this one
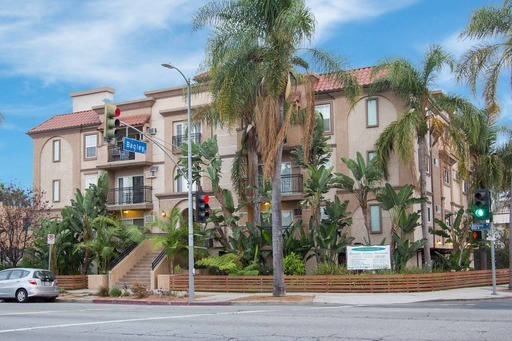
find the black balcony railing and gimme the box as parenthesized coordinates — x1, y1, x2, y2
(108, 145, 135, 162)
(258, 173, 303, 194)
(172, 133, 201, 153)
(107, 186, 152, 205)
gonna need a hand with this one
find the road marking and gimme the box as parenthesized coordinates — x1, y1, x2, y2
(0, 306, 353, 334)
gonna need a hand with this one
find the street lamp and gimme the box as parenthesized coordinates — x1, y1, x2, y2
(161, 63, 195, 302)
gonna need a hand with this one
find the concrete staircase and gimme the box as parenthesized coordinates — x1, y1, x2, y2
(114, 251, 162, 290)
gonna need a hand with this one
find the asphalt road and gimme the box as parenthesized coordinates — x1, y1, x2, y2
(0, 299, 511, 340)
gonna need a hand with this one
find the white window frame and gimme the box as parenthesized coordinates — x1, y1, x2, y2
(366, 98, 378, 127)
(443, 169, 450, 185)
(370, 204, 382, 233)
(85, 134, 97, 159)
(53, 139, 61, 162)
(52, 180, 60, 202)
(315, 103, 332, 133)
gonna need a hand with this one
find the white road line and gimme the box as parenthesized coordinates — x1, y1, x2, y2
(0, 305, 354, 334)
(0, 309, 276, 334)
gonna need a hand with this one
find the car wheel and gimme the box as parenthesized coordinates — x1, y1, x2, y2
(15, 289, 28, 303)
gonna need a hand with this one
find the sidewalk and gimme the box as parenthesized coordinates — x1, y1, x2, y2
(59, 285, 512, 306)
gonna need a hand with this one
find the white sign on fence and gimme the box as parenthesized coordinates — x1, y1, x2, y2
(347, 245, 391, 270)
(47, 234, 55, 245)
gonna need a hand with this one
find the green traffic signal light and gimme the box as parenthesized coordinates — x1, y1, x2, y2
(474, 208, 486, 219)
(473, 189, 491, 220)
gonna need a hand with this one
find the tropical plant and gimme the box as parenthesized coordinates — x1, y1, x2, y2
(60, 172, 109, 275)
(76, 216, 125, 274)
(431, 209, 472, 271)
(372, 45, 470, 270)
(333, 152, 383, 244)
(193, 0, 361, 296)
(314, 196, 353, 264)
(282, 219, 313, 260)
(376, 183, 427, 270)
(146, 208, 188, 274)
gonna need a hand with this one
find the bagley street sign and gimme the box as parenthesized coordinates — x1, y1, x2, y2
(123, 137, 147, 154)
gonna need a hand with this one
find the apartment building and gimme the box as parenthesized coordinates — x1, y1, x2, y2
(28, 67, 468, 267)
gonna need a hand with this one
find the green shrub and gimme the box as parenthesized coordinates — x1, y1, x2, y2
(283, 252, 305, 275)
(109, 287, 122, 297)
(313, 262, 350, 275)
(97, 286, 110, 297)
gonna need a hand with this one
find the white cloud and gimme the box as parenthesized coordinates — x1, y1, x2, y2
(306, 0, 419, 44)
(0, 0, 208, 100)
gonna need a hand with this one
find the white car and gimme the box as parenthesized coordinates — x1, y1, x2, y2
(0, 268, 59, 303)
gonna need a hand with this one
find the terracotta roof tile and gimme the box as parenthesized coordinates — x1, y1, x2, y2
(97, 114, 150, 130)
(27, 110, 99, 135)
(313, 66, 383, 92)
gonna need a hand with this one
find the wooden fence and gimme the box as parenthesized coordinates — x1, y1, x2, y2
(167, 269, 510, 293)
(56, 275, 87, 290)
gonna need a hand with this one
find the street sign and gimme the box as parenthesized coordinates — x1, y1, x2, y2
(123, 137, 147, 154)
(471, 223, 489, 231)
(47, 234, 55, 245)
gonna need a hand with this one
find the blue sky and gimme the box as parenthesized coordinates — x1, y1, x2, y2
(0, 0, 507, 189)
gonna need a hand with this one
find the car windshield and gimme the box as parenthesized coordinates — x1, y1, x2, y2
(34, 271, 55, 281)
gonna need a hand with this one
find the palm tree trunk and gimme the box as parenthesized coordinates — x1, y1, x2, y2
(249, 140, 262, 227)
(362, 204, 372, 245)
(418, 134, 432, 270)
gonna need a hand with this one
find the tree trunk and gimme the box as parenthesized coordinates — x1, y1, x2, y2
(361, 203, 372, 245)
(272, 141, 285, 297)
(250, 140, 262, 227)
(417, 134, 432, 271)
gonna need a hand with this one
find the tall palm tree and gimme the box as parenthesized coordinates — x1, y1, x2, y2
(372, 45, 460, 271)
(193, 0, 360, 296)
(456, 0, 512, 115)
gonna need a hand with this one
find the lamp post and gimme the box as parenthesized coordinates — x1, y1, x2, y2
(161, 63, 194, 302)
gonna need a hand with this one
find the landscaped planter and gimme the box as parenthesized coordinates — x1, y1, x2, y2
(88, 274, 108, 290)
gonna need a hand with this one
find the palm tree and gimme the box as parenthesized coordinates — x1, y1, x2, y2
(333, 152, 383, 245)
(372, 45, 460, 270)
(193, 0, 360, 296)
(456, 0, 512, 114)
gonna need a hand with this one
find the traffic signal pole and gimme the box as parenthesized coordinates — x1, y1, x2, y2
(489, 220, 497, 295)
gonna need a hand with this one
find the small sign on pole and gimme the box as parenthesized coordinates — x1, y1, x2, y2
(47, 234, 55, 245)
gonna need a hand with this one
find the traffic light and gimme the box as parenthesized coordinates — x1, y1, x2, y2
(104, 102, 121, 141)
(473, 189, 491, 220)
(195, 193, 210, 223)
(471, 230, 484, 242)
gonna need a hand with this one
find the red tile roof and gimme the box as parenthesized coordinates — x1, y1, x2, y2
(27, 110, 100, 135)
(313, 66, 381, 92)
(97, 114, 150, 130)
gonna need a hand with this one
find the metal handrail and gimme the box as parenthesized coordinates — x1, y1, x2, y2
(152, 250, 166, 270)
(109, 242, 138, 270)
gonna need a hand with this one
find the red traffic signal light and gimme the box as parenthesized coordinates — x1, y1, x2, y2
(195, 193, 210, 223)
(104, 103, 121, 141)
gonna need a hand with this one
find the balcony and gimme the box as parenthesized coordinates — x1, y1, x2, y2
(281, 174, 303, 194)
(107, 186, 153, 210)
(109, 146, 135, 162)
(97, 144, 153, 170)
(172, 133, 201, 153)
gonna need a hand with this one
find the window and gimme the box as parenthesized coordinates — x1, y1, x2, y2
(85, 134, 97, 159)
(367, 151, 376, 162)
(433, 157, 439, 167)
(84, 175, 98, 190)
(427, 206, 432, 223)
(366, 98, 378, 127)
(118, 176, 145, 204)
(443, 169, 450, 185)
(445, 213, 452, 227)
(52, 139, 60, 162)
(175, 172, 197, 193)
(462, 180, 468, 193)
(315, 103, 331, 132)
(282, 210, 293, 230)
(370, 204, 382, 233)
(435, 204, 441, 213)
(52, 180, 60, 202)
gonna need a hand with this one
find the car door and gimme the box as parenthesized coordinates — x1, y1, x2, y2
(0, 270, 12, 297)
(4, 269, 25, 297)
